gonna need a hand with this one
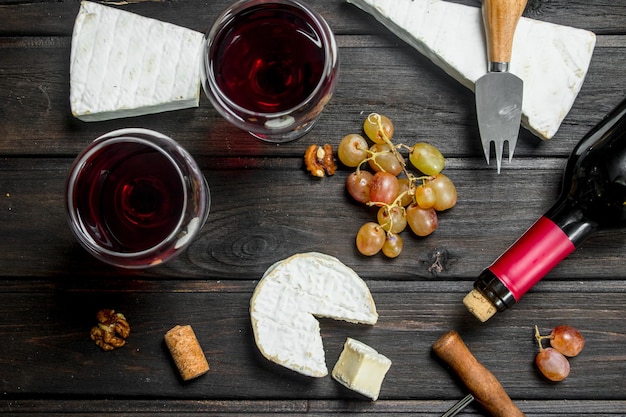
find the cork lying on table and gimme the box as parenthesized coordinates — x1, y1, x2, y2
(164, 325, 210, 381)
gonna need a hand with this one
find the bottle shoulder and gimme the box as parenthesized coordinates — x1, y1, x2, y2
(557, 99, 626, 233)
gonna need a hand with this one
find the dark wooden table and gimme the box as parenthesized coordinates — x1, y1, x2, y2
(2, 0, 626, 415)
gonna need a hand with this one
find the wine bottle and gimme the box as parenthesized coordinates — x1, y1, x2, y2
(464, 98, 626, 322)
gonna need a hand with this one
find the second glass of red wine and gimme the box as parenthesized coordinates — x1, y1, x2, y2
(65, 128, 210, 269)
(201, 0, 339, 142)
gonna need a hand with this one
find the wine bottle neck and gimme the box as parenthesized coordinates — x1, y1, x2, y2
(544, 197, 598, 246)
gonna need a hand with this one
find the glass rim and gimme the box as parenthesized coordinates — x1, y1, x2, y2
(202, 0, 338, 120)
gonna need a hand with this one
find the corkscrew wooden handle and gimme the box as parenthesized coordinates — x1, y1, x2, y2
(432, 330, 526, 417)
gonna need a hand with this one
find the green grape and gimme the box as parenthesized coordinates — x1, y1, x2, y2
(363, 113, 394, 144)
(368, 143, 405, 175)
(382, 232, 403, 258)
(429, 174, 457, 211)
(356, 222, 386, 256)
(409, 142, 445, 176)
(338, 134, 369, 167)
(346, 171, 373, 204)
(377, 205, 407, 233)
(369, 171, 400, 205)
(406, 203, 438, 236)
(415, 183, 436, 209)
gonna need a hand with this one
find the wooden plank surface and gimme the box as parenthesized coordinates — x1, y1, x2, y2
(1, 0, 626, 415)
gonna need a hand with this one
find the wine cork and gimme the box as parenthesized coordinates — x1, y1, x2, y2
(463, 289, 497, 322)
(164, 325, 209, 380)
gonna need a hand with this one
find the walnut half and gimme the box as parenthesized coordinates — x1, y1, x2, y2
(304, 144, 337, 178)
(90, 309, 130, 351)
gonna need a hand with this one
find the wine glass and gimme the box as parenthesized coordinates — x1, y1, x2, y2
(65, 128, 210, 268)
(201, 0, 339, 142)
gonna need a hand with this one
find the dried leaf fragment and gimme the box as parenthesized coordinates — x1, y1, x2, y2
(305, 144, 337, 178)
(90, 309, 130, 351)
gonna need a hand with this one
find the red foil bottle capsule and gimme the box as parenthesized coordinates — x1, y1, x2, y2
(465, 98, 626, 322)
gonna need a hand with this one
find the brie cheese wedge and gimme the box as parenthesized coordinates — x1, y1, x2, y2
(332, 338, 391, 401)
(250, 252, 378, 377)
(347, 0, 596, 140)
(70, 1, 204, 121)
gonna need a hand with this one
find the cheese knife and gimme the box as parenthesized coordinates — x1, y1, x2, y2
(475, 0, 527, 173)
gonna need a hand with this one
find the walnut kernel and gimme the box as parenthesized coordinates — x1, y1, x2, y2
(305, 144, 337, 178)
(90, 309, 130, 351)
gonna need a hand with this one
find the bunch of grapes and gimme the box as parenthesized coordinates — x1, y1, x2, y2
(337, 113, 457, 258)
(534, 325, 585, 382)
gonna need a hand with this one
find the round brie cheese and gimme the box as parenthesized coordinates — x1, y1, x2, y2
(250, 252, 378, 377)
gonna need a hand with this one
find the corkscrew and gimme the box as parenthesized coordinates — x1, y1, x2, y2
(432, 330, 526, 417)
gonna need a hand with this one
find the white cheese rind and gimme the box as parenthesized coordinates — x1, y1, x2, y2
(70, 1, 204, 121)
(250, 252, 378, 377)
(331, 337, 391, 401)
(347, 0, 596, 140)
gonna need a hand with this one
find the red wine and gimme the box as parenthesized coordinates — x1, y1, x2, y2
(466, 98, 626, 321)
(73, 140, 185, 253)
(210, 2, 326, 113)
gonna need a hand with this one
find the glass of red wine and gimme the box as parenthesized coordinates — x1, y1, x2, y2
(65, 128, 210, 269)
(201, 0, 339, 142)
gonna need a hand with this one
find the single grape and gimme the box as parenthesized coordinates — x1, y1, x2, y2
(377, 205, 407, 233)
(338, 134, 369, 167)
(397, 178, 414, 207)
(536, 347, 570, 382)
(368, 143, 404, 176)
(346, 171, 373, 204)
(363, 113, 394, 144)
(409, 142, 445, 176)
(369, 171, 400, 205)
(382, 232, 403, 258)
(429, 174, 457, 211)
(356, 222, 386, 256)
(406, 203, 438, 236)
(414, 183, 436, 209)
(549, 325, 585, 357)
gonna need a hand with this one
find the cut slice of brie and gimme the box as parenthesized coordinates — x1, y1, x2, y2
(347, 0, 596, 140)
(250, 252, 378, 377)
(332, 338, 391, 401)
(69, 1, 204, 121)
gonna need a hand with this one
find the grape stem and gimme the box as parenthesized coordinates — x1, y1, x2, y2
(366, 201, 406, 236)
(369, 113, 410, 177)
(534, 325, 553, 350)
(360, 148, 391, 173)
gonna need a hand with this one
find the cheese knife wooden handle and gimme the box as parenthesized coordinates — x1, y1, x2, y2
(432, 330, 526, 417)
(482, 0, 528, 65)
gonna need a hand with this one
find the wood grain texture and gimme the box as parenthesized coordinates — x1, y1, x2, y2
(1, 0, 626, 416)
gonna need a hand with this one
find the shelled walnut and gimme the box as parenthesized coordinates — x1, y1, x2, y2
(90, 309, 130, 351)
(305, 143, 337, 178)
